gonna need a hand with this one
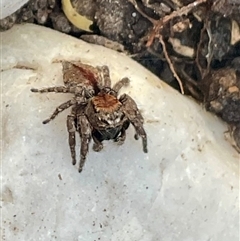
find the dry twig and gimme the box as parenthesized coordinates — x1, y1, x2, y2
(159, 35, 184, 94)
(146, 0, 208, 46)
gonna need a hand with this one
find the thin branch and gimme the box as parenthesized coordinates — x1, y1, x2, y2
(159, 35, 184, 94)
(205, 19, 213, 74)
(146, 0, 207, 46)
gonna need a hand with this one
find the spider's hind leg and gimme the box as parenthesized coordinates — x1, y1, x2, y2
(43, 99, 75, 124)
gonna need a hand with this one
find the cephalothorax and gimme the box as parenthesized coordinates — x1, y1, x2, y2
(31, 61, 147, 172)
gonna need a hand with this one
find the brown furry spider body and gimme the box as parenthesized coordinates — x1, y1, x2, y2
(31, 61, 147, 172)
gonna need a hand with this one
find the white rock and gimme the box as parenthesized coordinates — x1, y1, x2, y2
(1, 24, 239, 241)
(0, 0, 29, 19)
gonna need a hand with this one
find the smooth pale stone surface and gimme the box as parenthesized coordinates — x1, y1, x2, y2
(1, 24, 239, 241)
(0, 0, 29, 19)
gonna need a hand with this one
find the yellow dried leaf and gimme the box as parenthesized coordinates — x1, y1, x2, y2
(62, 0, 93, 32)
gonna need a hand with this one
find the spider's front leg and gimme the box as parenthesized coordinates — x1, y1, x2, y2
(92, 133, 104, 152)
(114, 121, 130, 145)
(42, 99, 76, 124)
(31, 86, 71, 93)
(119, 94, 148, 153)
(114, 128, 127, 145)
(67, 113, 77, 165)
(77, 114, 92, 172)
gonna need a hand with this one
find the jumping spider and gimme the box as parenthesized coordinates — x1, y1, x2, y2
(31, 61, 148, 172)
